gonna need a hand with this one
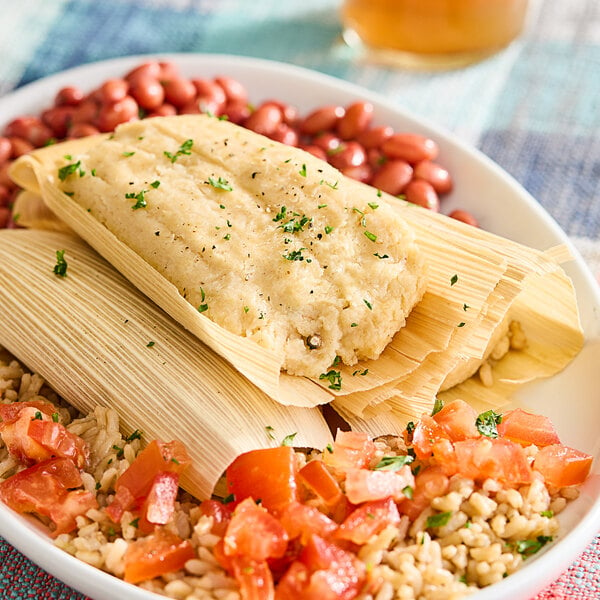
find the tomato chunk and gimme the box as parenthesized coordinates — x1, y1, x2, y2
(454, 437, 532, 484)
(411, 415, 451, 460)
(323, 430, 376, 473)
(0, 406, 55, 465)
(298, 459, 343, 505)
(0, 457, 97, 536)
(27, 419, 89, 468)
(432, 399, 479, 441)
(533, 444, 593, 487)
(198, 499, 233, 536)
(344, 465, 414, 504)
(336, 497, 400, 545)
(106, 439, 190, 523)
(0, 400, 56, 424)
(277, 534, 366, 600)
(497, 408, 561, 447)
(231, 555, 275, 600)
(226, 446, 298, 512)
(123, 527, 195, 583)
(138, 471, 180, 534)
(224, 498, 288, 560)
(278, 501, 338, 544)
(398, 465, 449, 520)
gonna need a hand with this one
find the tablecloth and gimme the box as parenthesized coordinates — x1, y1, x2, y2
(0, 0, 598, 598)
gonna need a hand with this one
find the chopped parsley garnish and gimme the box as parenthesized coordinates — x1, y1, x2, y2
(374, 253, 389, 259)
(33, 411, 43, 420)
(52, 412, 59, 423)
(426, 511, 452, 528)
(457, 322, 466, 327)
(317, 203, 328, 208)
(150, 180, 161, 189)
(368, 202, 379, 210)
(364, 230, 377, 242)
(281, 432, 298, 447)
(126, 429, 143, 442)
(223, 493, 235, 504)
(265, 425, 275, 440)
(352, 368, 369, 376)
(326, 443, 334, 453)
(146, 341, 155, 347)
(406, 421, 415, 435)
(324, 225, 334, 234)
(283, 248, 306, 261)
(319, 369, 342, 391)
(299, 164, 307, 177)
(374, 455, 414, 471)
(450, 274, 459, 286)
(463, 303, 470, 311)
(402, 485, 414, 499)
(273, 206, 288, 222)
(197, 287, 209, 313)
(122, 151, 135, 157)
(476, 409, 502, 438)
(540, 510, 554, 518)
(363, 299, 372, 310)
(126, 190, 148, 209)
(58, 160, 82, 181)
(129, 518, 140, 528)
(279, 215, 312, 234)
(431, 397, 444, 416)
(207, 176, 233, 191)
(164, 138, 193, 162)
(515, 535, 553, 557)
(53, 249, 68, 277)
(112, 445, 124, 458)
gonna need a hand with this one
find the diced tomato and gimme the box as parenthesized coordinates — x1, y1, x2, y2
(430, 438, 458, 476)
(323, 430, 376, 474)
(226, 446, 298, 512)
(454, 437, 532, 485)
(27, 419, 90, 468)
(0, 457, 97, 536)
(231, 555, 275, 600)
(0, 400, 56, 424)
(137, 471, 180, 535)
(0, 406, 55, 465)
(298, 459, 343, 506)
(224, 498, 288, 560)
(344, 465, 414, 504)
(198, 499, 233, 536)
(398, 465, 449, 520)
(278, 501, 338, 544)
(411, 415, 451, 460)
(432, 399, 480, 441)
(276, 534, 366, 600)
(123, 527, 195, 583)
(106, 439, 190, 523)
(497, 408, 561, 447)
(336, 497, 400, 545)
(533, 444, 593, 487)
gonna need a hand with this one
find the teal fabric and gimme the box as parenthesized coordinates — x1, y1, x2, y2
(0, 0, 599, 598)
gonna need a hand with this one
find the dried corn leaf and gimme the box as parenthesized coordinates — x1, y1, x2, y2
(0, 229, 332, 499)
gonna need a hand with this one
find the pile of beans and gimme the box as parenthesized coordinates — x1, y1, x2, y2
(0, 59, 477, 230)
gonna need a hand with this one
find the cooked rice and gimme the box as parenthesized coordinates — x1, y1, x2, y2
(0, 348, 577, 600)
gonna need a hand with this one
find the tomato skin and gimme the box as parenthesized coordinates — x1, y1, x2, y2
(138, 471, 179, 535)
(298, 459, 343, 506)
(106, 439, 190, 523)
(277, 534, 366, 600)
(323, 430, 376, 473)
(411, 415, 451, 460)
(432, 399, 479, 441)
(0, 406, 55, 465)
(224, 498, 289, 561)
(497, 408, 561, 447)
(533, 444, 593, 487)
(278, 501, 338, 544)
(454, 437, 533, 485)
(0, 400, 56, 423)
(226, 446, 298, 512)
(27, 419, 90, 468)
(344, 466, 414, 504)
(198, 499, 233, 536)
(398, 465, 449, 520)
(336, 497, 400, 545)
(123, 527, 195, 583)
(0, 457, 97, 537)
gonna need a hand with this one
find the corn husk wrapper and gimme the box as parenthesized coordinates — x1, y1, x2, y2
(9, 115, 584, 424)
(0, 229, 332, 499)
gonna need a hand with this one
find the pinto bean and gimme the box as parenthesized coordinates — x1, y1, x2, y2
(4, 116, 53, 148)
(0, 207, 11, 229)
(371, 160, 413, 195)
(0, 137, 12, 165)
(222, 100, 251, 124)
(312, 132, 341, 154)
(0, 162, 16, 189)
(68, 123, 101, 139)
(130, 76, 165, 111)
(261, 101, 298, 126)
(214, 76, 248, 105)
(269, 123, 299, 146)
(244, 103, 283, 137)
(71, 99, 100, 125)
(0, 184, 11, 207)
(99, 79, 129, 104)
(356, 125, 394, 149)
(341, 164, 373, 183)
(337, 101, 374, 140)
(54, 86, 85, 107)
(9, 137, 35, 158)
(96, 96, 139, 132)
(413, 160, 453, 194)
(42, 106, 75, 139)
(300, 105, 345, 135)
(192, 79, 227, 114)
(328, 141, 367, 170)
(382, 133, 439, 164)
(299, 144, 327, 161)
(162, 78, 196, 108)
(125, 61, 162, 84)
(404, 179, 440, 211)
(148, 103, 177, 118)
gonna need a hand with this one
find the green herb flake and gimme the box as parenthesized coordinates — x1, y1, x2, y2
(476, 409, 502, 438)
(363, 299, 373, 310)
(319, 369, 342, 391)
(364, 230, 377, 242)
(243, 306, 250, 313)
(95, 481, 101, 490)
(223, 493, 235, 504)
(374, 253, 389, 259)
(33, 411, 43, 420)
(164, 138, 194, 163)
(52, 412, 59, 423)
(58, 161, 81, 181)
(368, 202, 379, 210)
(326, 443, 334, 453)
(426, 511, 453, 528)
(207, 176, 233, 191)
(265, 425, 276, 440)
(431, 397, 444, 416)
(406, 421, 415, 435)
(146, 341, 155, 347)
(450, 274, 459, 286)
(273, 206, 288, 222)
(112, 444, 124, 458)
(324, 225, 334, 235)
(150, 180, 161, 189)
(129, 518, 140, 528)
(376, 189, 382, 197)
(53, 249, 68, 277)
(515, 535, 553, 557)
(281, 432, 298, 447)
(126, 429, 143, 442)
(299, 164, 307, 177)
(374, 455, 414, 471)
(463, 303, 470, 311)
(540, 510, 554, 518)
(198, 289, 209, 313)
(283, 248, 306, 262)
(122, 151, 135, 157)
(402, 485, 414, 499)
(457, 322, 466, 327)
(91, 168, 97, 177)
(317, 203, 328, 209)
(350, 322, 358, 327)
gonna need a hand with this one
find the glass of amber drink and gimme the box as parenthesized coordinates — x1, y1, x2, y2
(341, 0, 529, 69)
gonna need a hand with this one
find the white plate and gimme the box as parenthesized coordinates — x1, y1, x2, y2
(1, 54, 599, 600)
